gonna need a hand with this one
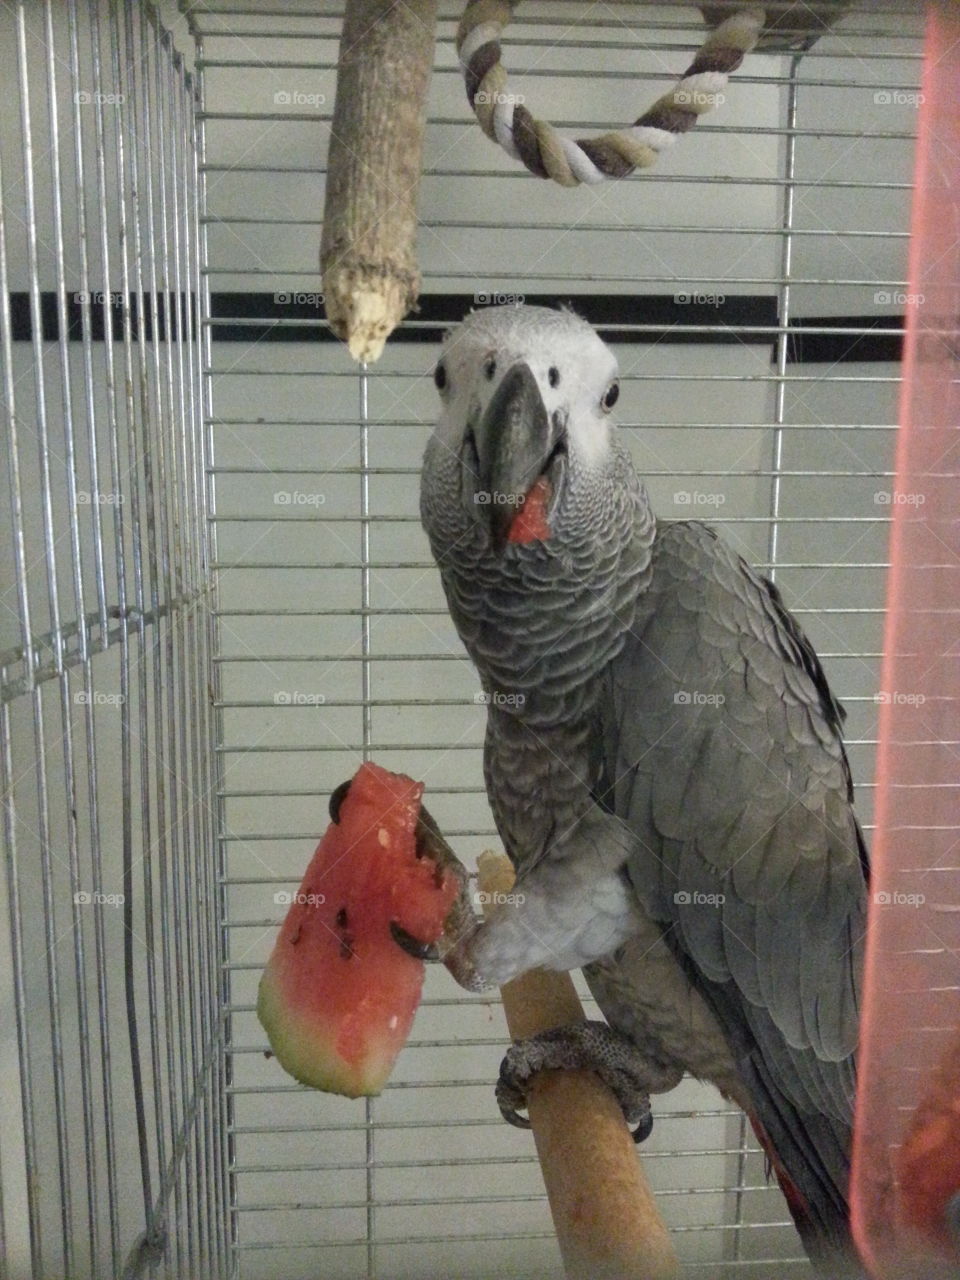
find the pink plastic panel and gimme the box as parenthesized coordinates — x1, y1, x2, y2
(850, 5, 960, 1277)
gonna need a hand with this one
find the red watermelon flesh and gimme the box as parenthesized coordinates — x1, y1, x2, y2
(257, 762, 460, 1097)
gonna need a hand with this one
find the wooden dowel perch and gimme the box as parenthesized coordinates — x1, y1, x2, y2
(320, 0, 437, 363)
(476, 851, 680, 1280)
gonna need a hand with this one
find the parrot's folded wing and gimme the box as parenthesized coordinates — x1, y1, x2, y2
(604, 518, 867, 1270)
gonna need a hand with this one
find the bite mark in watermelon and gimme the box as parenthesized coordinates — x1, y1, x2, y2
(257, 762, 460, 1097)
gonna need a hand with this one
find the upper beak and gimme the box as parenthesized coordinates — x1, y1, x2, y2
(475, 362, 552, 552)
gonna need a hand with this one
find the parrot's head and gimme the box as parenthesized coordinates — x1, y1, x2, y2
(420, 305, 654, 711)
(422, 304, 644, 556)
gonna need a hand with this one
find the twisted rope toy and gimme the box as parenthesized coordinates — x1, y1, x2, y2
(457, 3, 766, 186)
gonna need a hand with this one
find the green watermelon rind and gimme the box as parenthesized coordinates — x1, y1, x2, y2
(257, 961, 418, 1097)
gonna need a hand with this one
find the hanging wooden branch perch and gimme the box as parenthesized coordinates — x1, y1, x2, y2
(320, 0, 438, 362)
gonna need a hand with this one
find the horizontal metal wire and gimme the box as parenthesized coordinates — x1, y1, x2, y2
(199, 109, 919, 143)
(200, 317, 909, 336)
(211, 649, 885, 662)
(231, 1217, 799, 1251)
(204, 216, 909, 237)
(235, 1181, 790, 1213)
(206, 370, 905, 385)
(228, 1147, 769, 1174)
(211, 740, 889, 756)
(208, 417, 899, 430)
(209, 517, 900, 529)
(201, 162, 913, 189)
(196, 59, 922, 92)
(226, 1103, 744, 1134)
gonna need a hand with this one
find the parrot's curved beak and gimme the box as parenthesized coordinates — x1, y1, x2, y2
(474, 361, 562, 552)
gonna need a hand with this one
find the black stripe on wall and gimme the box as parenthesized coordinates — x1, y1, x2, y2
(8, 291, 905, 362)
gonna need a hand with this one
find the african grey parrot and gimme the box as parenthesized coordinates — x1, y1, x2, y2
(416, 304, 868, 1275)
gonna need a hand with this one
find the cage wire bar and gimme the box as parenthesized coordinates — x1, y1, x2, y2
(0, 2, 228, 1278)
(2, 1, 930, 1279)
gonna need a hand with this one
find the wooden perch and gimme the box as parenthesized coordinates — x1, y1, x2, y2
(477, 851, 680, 1280)
(320, 0, 437, 363)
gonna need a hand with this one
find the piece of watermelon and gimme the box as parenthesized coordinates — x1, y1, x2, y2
(257, 762, 461, 1097)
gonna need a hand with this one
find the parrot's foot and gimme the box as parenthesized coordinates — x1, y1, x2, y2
(496, 1021, 656, 1143)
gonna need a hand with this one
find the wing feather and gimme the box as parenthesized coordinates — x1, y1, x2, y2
(603, 518, 866, 1251)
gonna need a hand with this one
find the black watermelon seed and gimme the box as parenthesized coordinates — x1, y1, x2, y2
(336, 907, 348, 928)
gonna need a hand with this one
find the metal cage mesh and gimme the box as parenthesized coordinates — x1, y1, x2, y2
(0, 2, 226, 1277)
(0, 2, 928, 1278)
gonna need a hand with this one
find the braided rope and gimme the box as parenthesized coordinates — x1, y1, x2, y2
(456, 3, 766, 186)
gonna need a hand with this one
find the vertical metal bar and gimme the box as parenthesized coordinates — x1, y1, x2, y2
(358, 364, 377, 1278)
(151, 17, 206, 1269)
(133, 9, 183, 1270)
(67, 0, 109, 646)
(767, 54, 804, 583)
(193, 30, 233, 1277)
(15, 6, 75, 1272)
(139, 8, 205, 1268)
(41, 2, 101, 1272)
(731, 48, 805, 1272)
(0, 68, 40, 1275)
(81, 1, 128, 1265)
(0, 703, 40, 1275)
(165, 33, 219, 1268)
(105, 2, 165, 1268)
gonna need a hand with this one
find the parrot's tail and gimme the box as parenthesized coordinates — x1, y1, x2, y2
(746, 1109, 866, 1279)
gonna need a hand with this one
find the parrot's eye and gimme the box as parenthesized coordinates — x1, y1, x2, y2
(483, 357, 496, 381)
(548, 366, 560, 388)
(601, 380, 620, 412)
(434, 362, 447, 392)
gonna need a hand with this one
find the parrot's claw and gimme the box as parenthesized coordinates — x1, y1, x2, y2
(328, 779, 352, 824)
(496, 1021, 655, 1143)
(390, 921, 440, 962)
